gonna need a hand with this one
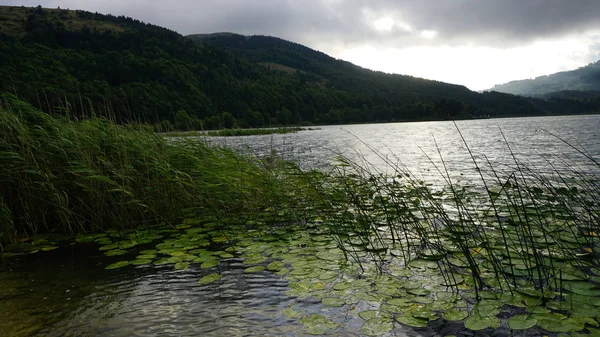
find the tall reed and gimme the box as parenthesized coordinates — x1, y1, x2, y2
(0, 94, 307, 247)
(309, 126, 600, 296)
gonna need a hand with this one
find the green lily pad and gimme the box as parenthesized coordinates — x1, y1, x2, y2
(174, 262, 189, 270)
(362, 318, 394, 336)
(316, 250, 343, 261)
(267, 261, 284, 271)
(464, 314, 500, 330)
(333, 281, 353, 291)
(508, 315, 537, 330)
(276, 267, 290, 276)
(412, 307, 438, 320)
(105, 261, 130, 269)
(281, 306, 303, 319)
(322, 297, 346, 307)
(300, 314, 340, 335)
(136, 254, 156, 259)
(387, 298, 413, 307)
(154, 258, 173, 265)
(317, 271, 339, 281)
(444, 309, 468, 321)
(402, 280, 422, 289)
(99, 243, 121, 251)
(217, 252, 235, 259)
(198, 273, 221, 285)
(105, 249, 128, 256)
(396, 314, 428, 328)
(474, 300, 502, 316)
(359, 310, 391, 320)
(130, 259, 152, 265)
(244, 266, 266, 273)
(535, 313, 585, 333)
(407, 288, 431, 296)
(243, 255, 267, 265)
(201, 260, 219, 269)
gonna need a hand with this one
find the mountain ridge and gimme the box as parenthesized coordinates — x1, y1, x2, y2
(1, 5, 598, 130)
(489, 60, 600, 96)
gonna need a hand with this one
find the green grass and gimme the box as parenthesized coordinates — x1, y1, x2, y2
(0, 94, 311, 248)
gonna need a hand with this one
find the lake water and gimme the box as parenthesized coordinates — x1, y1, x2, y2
(2, 115, 600, 337)
(211, 114, 600, 184)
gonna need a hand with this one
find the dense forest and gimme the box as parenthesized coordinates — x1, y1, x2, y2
(490, 60, 600, 97)
(1, 6, 599, 130)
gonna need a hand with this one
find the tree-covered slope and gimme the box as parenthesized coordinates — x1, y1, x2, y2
(489, 61, 600, 96)
(188, 33, 481, 104)
(1, 6, 598, 130)
(190, 33, 600, 119)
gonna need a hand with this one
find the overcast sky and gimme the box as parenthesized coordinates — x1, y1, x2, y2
(7, 0, 600, 90)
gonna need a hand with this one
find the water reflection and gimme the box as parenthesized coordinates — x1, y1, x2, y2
(208, 115, 600, 185)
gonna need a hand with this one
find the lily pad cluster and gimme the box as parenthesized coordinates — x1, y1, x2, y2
(90, 214, 600, 336)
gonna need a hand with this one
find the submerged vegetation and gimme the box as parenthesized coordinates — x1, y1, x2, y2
(2, 92, 600, 335)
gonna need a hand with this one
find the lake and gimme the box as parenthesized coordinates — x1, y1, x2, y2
(211, 114, 600, 181)
(2, 114, 600, 337)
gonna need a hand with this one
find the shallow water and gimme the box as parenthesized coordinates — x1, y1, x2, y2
(3, 115, 600, 337)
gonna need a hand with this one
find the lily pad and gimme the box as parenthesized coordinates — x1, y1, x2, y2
(105, 249, 128, 256)
(387, 298, 413, 307)
(412, 307, 438, 320)
(281, 306, 303, 319)
(198, 273, 221, 285)
(300, 314, 340, 335)
(105, 261, 130, 269)
(267, 261, 284, 271)
(535, 313, 585, 333)
(317, 271, 339, 281)
(362, 318, 394, 336)
(201, 260, 219, 269)
(508, 315, 537, 330)
(130, 259, 152, 265)
(444, 309, 468, 321)
(322, 297, 346, 307)
(174, 262, 190, 270)
(359, 310, 391, 320)
(136, 254, 156, 259)
(333, 281, 353, 291)
(464, 315, 500, 330)
(154, 258, 173, 265)
(396, 314, 428, 328)
(407, 288, 431, 296)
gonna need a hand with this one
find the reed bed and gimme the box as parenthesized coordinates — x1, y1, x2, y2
(0, 94, 309, 248)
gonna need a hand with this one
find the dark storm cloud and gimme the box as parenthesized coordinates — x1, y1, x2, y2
(6, 0, 600, 48)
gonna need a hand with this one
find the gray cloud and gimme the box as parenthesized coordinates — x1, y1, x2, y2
(5, 1, 600, 53)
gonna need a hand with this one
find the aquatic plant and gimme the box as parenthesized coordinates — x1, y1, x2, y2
(302, 125, 600, 333)
(0, 94, 312, 248)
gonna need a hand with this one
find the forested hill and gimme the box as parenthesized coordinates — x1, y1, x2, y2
(187, 33, 481, 105)
(490, 61, 600, 97)
(1, 6, 598, 130)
